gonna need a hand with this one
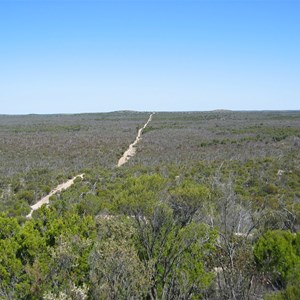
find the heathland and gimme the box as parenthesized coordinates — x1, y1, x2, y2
(0, 111, 300, 299)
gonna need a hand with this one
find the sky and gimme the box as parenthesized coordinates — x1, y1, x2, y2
(0, 0, 299, 114)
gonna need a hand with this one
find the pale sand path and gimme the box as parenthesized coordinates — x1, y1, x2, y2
(117, 113, 154, 167)
(26, 113, 154, 218)
(26, 174, 84, 218)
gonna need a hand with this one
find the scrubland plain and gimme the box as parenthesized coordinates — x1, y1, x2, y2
(0, 111, 300, 299)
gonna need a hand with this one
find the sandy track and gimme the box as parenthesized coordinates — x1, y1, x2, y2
(26, 174, 84, 218)
(26, 113, 154, 218)
(117, 113, 154, 167)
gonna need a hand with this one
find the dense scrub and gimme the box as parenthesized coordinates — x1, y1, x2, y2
(0, 111, 300, 299)
(0, 111, 148, 216)
(134, 111, 300, 165)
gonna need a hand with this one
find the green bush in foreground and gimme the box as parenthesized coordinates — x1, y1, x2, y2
(254, 230, 300, 298)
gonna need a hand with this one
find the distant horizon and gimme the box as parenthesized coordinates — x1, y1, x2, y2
(1, 108, 300, 116)
(1, 1, 299, 114)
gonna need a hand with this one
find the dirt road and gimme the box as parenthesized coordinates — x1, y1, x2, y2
(26, 113, 154, 218)
(26, 174, 84, 218)
(117, 113, 154, 167)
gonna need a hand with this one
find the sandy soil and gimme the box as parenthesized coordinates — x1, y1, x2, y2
(26, 174, 84, 218)
(117, 113, 154, 167)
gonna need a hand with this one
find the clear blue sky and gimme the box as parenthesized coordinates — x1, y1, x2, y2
(0, 0, 299, 114)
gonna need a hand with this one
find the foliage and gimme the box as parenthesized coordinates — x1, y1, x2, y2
(132, 202, 217, 299)
(1, 111, 300, 299)
(89, 217, 151, 299)
(254, 230, 300, 289)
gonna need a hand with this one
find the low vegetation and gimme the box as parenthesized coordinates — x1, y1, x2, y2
(0, 111, 300, 299)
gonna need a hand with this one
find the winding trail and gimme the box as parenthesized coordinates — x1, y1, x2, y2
(26, 174, 84, 218)
(26, 113, 154, 218)
(117, 113, 154, 167)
